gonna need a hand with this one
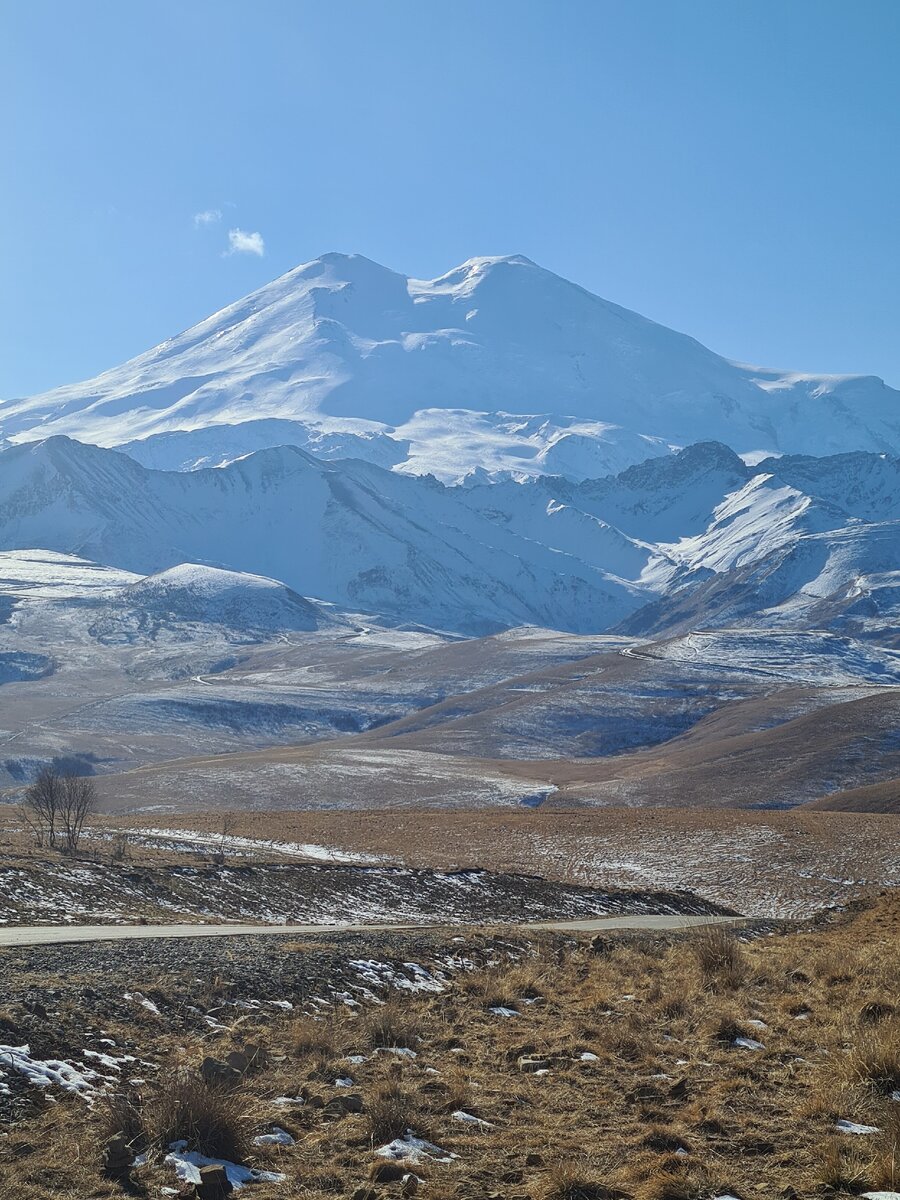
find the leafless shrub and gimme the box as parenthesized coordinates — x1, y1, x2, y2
(110, 832, 131, 863)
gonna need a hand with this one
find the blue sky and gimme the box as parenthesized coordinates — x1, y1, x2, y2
(3, 0, 899, 396)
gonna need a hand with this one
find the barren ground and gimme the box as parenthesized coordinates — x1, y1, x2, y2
(0, 893, 898, 1199)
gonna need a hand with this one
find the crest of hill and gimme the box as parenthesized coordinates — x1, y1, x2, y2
(121, 564, 326, 632)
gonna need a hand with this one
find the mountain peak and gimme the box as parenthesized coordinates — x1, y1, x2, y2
(2, 253, 897, 466)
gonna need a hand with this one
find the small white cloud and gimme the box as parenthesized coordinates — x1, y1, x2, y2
(193, 208, 222, 226)
(226, 228, 265, 257)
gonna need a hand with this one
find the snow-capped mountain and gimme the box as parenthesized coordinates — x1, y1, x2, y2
(0, 435, 897, 638)
(2, 253, 898, 482)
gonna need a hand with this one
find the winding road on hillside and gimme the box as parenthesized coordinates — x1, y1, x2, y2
(0, 912, 738, 948)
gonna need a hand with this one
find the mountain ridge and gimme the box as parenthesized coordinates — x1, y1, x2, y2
(1, 434, 898, 639)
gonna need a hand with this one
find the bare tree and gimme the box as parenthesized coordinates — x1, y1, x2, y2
(59, 774, 96, 853)
(212, 813, 238, 865)
(23, 767, 63, 849)
(23, 768, 96, 853)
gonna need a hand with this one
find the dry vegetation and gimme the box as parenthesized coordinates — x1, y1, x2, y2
(99, 805, 900, 918)
(1, 894, 899, 1198)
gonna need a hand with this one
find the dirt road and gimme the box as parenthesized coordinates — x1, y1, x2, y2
(0, 912, 737, 948)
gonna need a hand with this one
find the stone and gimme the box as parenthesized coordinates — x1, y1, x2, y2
(101, 1134, 133, 1179)
(243, 1042, 268, 1068)
(341, 1092, 364, 1113)
(401, 1174, 419, 1197)
(322, 1097, 349, 1120)
(195, 1163, 233, 1198)
(225, 1050, 250, 1073)
(200, 1057, 242, 1088)
(351, 1189, 378, 1200)
(524, 1153, 544, 1167)
(371, 1162, 407, 1183)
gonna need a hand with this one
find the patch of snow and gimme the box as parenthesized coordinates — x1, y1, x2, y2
(375, 1130, 457, 1164)
(835, 1118, 880, 1135)
(252, 1127, 295, 1147)
(124, 991, 161, 1016)
(734, 1038, 765, 1051)
(165, 1146, 286, 1188)
(452, 1110, 494, 1128)
(0, 1044, 104, 1098)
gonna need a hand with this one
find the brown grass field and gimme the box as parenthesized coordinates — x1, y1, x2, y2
(1, 892, 898, 1198)
(98, 804, 900, 918)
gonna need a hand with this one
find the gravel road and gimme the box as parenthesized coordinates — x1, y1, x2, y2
(0, 911, 736, 948)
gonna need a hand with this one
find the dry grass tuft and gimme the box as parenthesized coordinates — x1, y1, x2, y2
(143, 1070, 252, 1162)
(868, 1105, 900, 1189)
(635, 1173, 701, 1200)
(364, 1000, 421, 1051)
(96, 1088, 145, 1147)
(691, 924, 748, 991)
(815, 1135, 870, 1193)
(292, 1011, 339, 1060)
(366, 1078, 423, 1145)
(538, 1161, 630, 1200)
(849, 1018, 900, 1093)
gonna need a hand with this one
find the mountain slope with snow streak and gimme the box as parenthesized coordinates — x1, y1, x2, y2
(0, 437, 642, 635)
(0, 436, 898, 639)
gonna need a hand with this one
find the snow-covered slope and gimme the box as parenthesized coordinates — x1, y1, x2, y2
(0, 438, 642, 635)
(0, 550, 338, 643)
(2, 253, 898, 481)
(1, 435, 898, 639)
(119, 419, 410, 473)
(114, 564, 324, 634)
(618, 451, 900, 639)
